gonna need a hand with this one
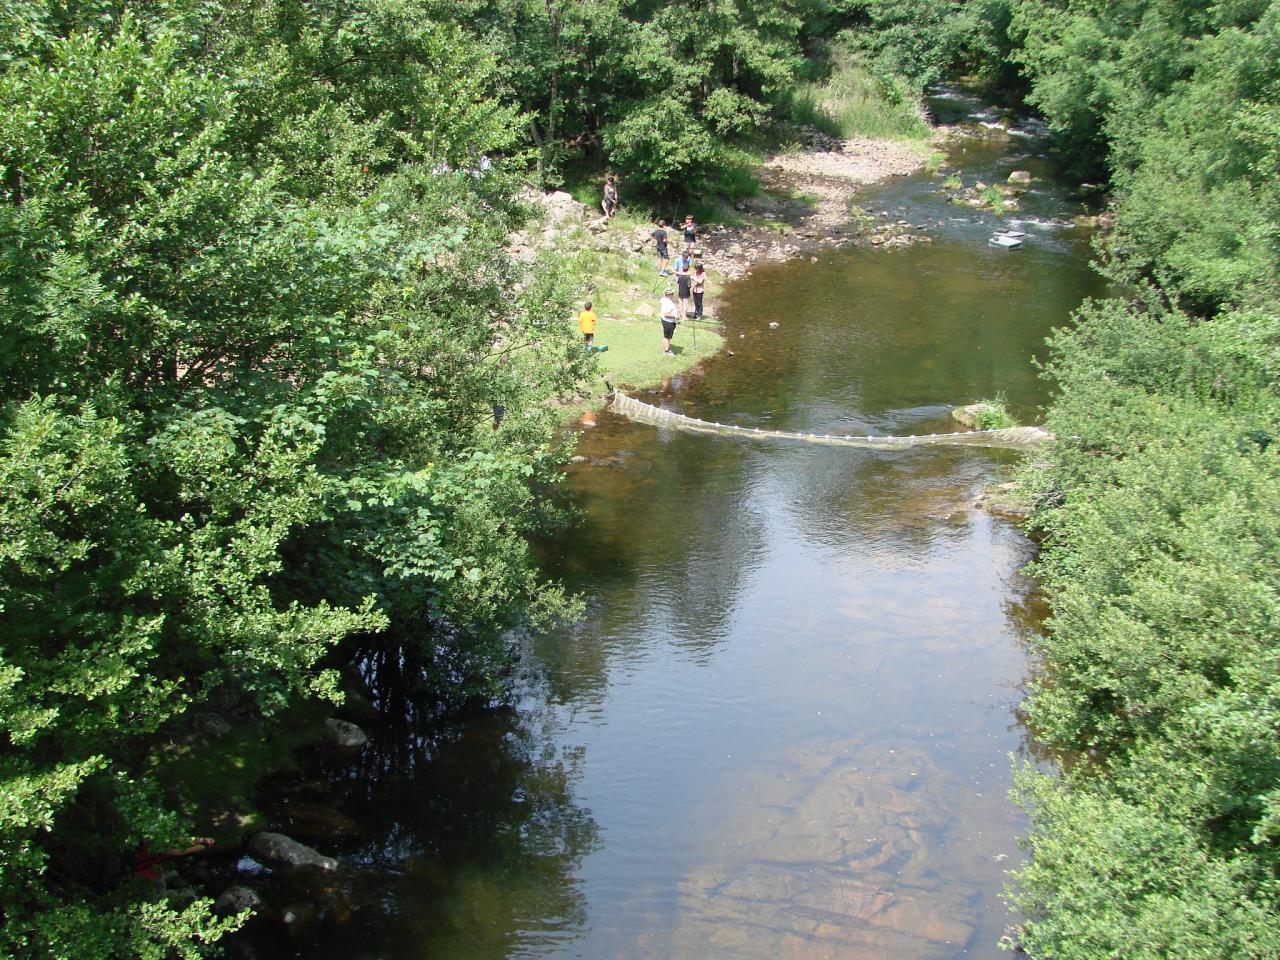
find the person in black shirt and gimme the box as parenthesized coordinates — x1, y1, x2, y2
(681, 214, 698, 251)
(651, 219, 670, 275)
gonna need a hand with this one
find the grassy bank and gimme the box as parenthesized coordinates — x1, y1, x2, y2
(557, 211, 725, 408)
(790, 53, 932, 142)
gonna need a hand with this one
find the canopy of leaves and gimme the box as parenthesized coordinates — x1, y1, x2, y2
(0, 3, 587, 956)
(1011, 297, 1280, 957)
(1008, 0, 1279, 307)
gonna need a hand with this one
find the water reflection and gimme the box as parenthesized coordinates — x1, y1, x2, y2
(241, 647, 599, 960)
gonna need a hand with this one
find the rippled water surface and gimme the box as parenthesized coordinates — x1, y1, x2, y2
(263, 89, 1111, 960)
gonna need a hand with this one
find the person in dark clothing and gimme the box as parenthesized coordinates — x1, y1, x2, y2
(674, 249, 692, 318)
(651, 219, 670, 275)
(681, 214, 698, 251)
(602, 176, 619, 218)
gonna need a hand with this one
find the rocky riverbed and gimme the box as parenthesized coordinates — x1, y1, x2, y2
(654, 131, 944, 280)
(511, 129, 945, 289)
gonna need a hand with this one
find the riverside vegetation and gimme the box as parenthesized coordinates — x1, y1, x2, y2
(983, 4, 1278, 957)
(1, 1, 1278, 959)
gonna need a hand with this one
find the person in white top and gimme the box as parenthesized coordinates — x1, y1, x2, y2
(659, 288, 679, 355)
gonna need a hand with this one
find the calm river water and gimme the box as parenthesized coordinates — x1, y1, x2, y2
(251, 89, 1110, 959)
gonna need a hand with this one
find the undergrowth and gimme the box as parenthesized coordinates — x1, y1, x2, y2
(788, 51, 931, 142)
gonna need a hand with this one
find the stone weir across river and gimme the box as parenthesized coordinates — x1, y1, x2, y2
(609, 391, 1053, 451)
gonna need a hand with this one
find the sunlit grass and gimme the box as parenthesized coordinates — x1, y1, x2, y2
(561, 216, 725, 401)
(791, 55, 931, 142)
(972, 393, 1020, 430)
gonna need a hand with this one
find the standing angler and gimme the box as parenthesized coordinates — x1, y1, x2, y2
(691, 260, 707, 321)
(659, 287, 679, 355)
(681, 213, 698, 252)
(651, 219, 671, 275)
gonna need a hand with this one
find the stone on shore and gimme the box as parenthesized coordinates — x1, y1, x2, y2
(950, 404, 984, 428)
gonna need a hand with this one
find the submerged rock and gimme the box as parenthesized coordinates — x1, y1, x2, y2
(248, 832, 338, 872)
(322, 718, 368, 750)
(270, 802, 363, 843)
(280, 901, 319, 937)
(215, 884, 263, 916)
(976, 482, 1034, 522)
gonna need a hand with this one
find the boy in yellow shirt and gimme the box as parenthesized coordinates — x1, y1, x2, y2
(578, 301, 598, 348)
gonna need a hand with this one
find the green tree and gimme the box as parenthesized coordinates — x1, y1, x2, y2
(0, 8, 586, 956)
(1010, 295, 1280, 957)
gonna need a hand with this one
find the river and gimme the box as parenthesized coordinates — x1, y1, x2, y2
(240, 87, 1110, 959)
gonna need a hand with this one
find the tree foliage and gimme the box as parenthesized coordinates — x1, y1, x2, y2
(1008, 0, 1279, 306)
(0, 3, 587, 956)
(1011, 297, 1280, 958)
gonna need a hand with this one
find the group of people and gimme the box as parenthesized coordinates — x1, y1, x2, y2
(654, 218, 708, 356)
(581, 177, 711, 357)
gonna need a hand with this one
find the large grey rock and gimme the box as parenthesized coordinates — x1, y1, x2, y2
(248, 832, 337, 872)
(322, 718, 368, 750)
(1007, 170, 1033, 185)
(214, 884, 263, 915)
(951, 403, 984, 427)
(193, 712, 231, 738)
(541, 190, 589, 225)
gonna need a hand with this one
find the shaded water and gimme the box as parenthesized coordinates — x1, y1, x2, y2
(248, 89, 1110, 959)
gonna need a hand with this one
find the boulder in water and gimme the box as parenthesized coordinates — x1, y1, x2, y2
(322, 718, 367, 750)
(214, 884, 263, 916)
(248, 832, 337, 872)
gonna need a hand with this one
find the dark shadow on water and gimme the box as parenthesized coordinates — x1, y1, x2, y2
(229, 646, 599, 960)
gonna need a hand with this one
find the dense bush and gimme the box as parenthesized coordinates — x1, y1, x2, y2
(996, 5, 1280, 954)
(0, 4, 586, 956)
(1012, 297, 1280, 958)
